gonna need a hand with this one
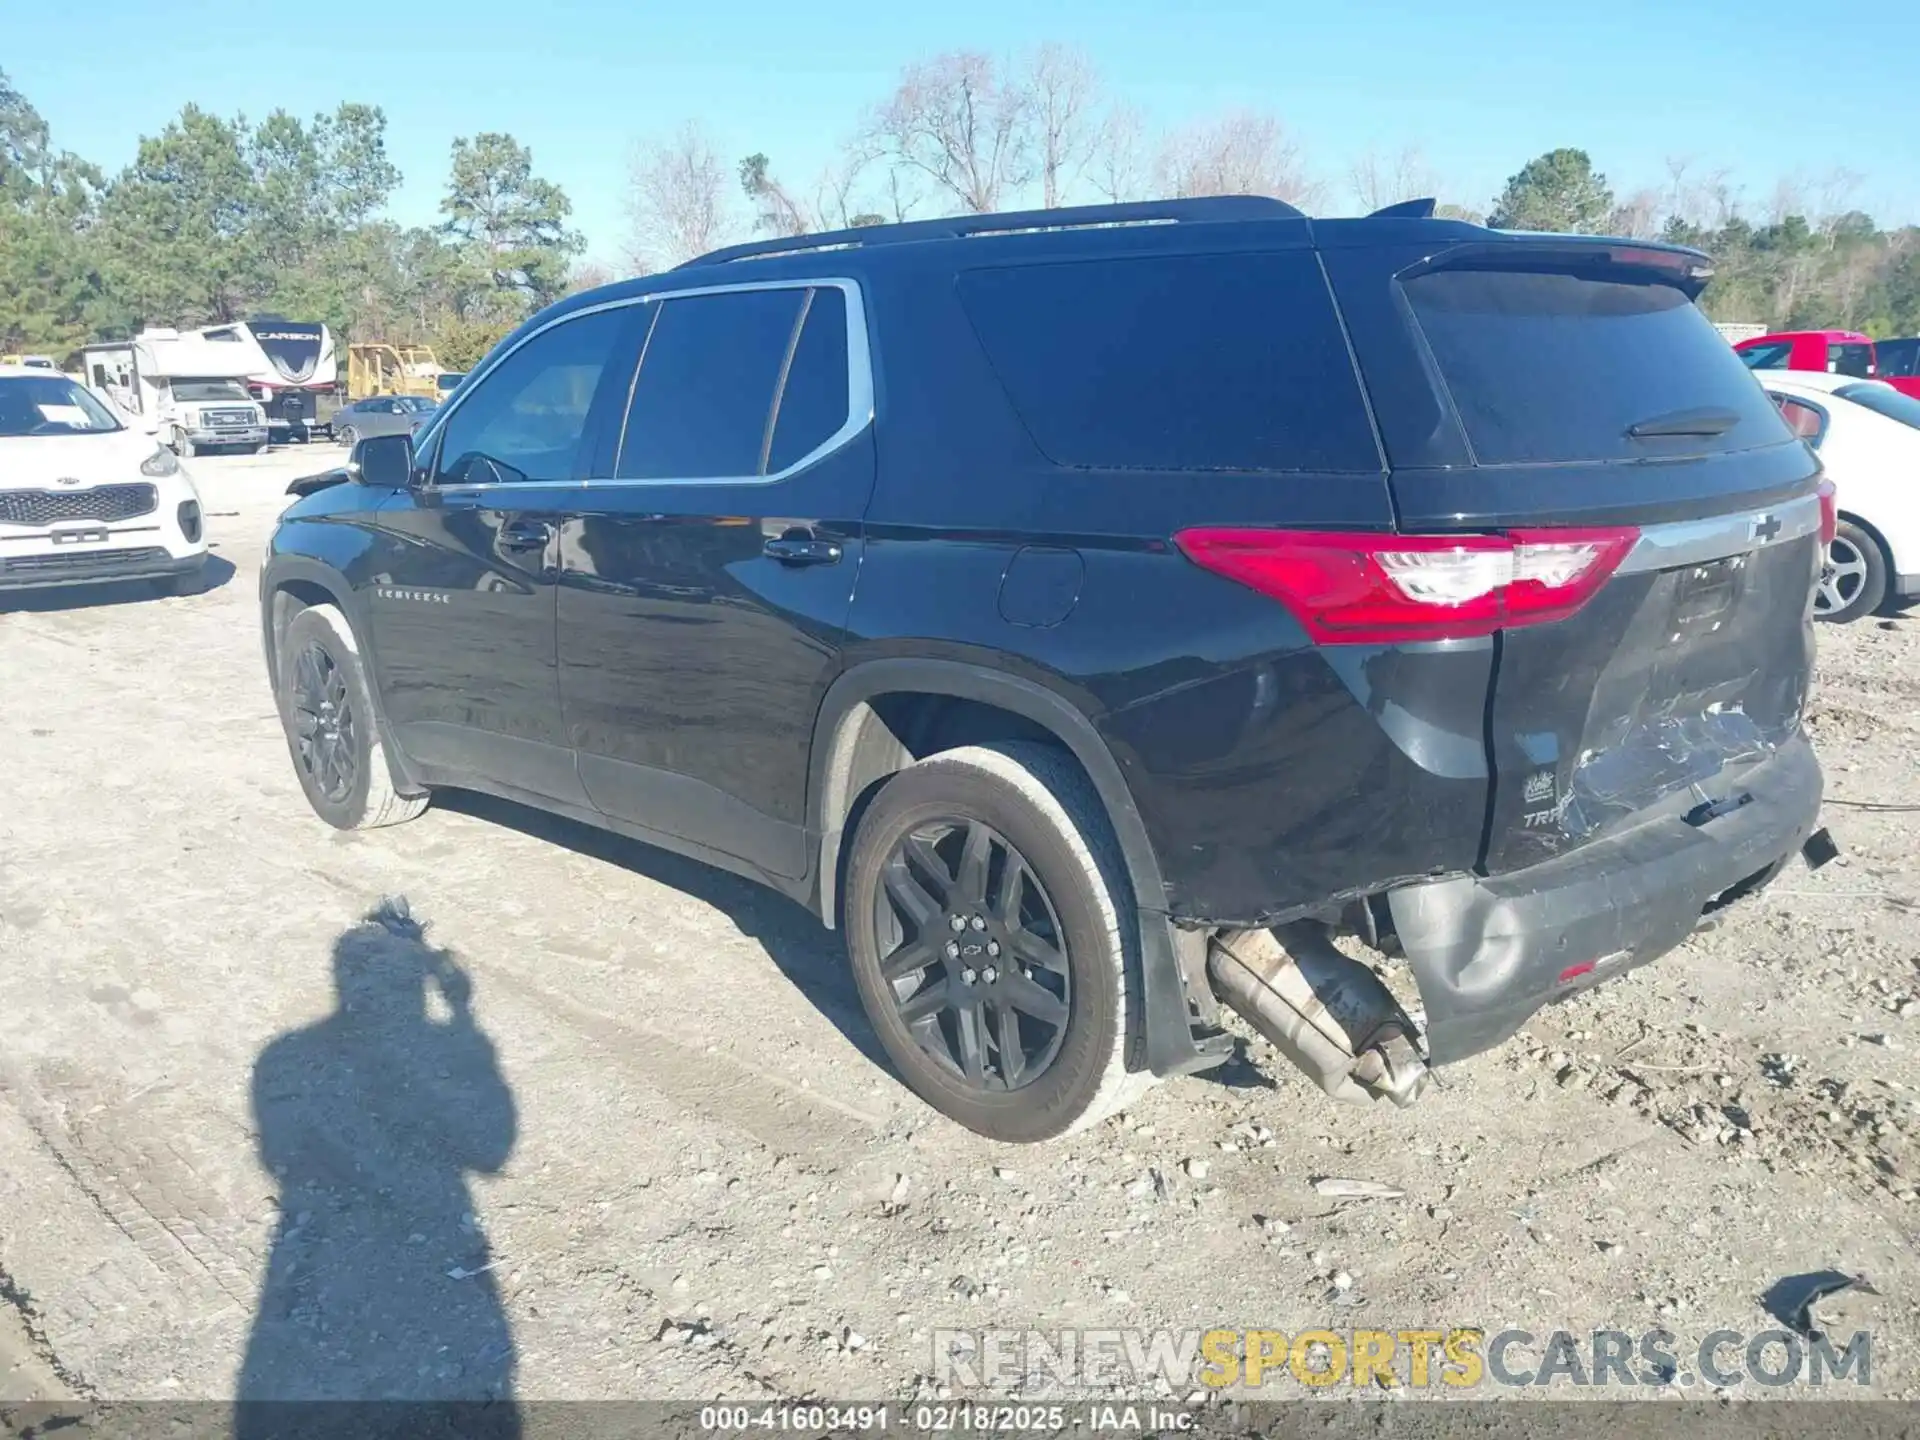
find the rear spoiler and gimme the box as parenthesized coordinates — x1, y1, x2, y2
(1398, 236, 1716, 299)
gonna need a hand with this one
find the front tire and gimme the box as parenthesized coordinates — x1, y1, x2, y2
(172, 428, 196, 459)
(844, 742, 1148, 1143)
(1816, 521, 1888, 623)
(277, 603, 428, 830)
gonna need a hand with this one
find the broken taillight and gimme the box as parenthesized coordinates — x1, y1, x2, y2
(1173, 526, 1639, 645)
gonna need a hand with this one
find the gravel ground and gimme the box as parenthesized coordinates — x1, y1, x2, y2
(2, 448, 1917, 1407)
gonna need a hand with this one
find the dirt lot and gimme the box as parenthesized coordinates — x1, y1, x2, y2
(2, 448, 1918, 1407)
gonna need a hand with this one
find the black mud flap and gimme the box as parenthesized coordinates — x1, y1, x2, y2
(1801, 826, 1839, 871)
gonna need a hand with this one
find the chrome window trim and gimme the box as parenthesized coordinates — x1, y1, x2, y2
(420, 276, 871, 493)
(1615, 491, 1823, 575)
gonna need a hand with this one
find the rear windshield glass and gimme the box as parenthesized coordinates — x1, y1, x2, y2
(1829, 342, 1875, 378)
(1405, 268, 1791, 465)
(1837, 381, 1920, 431)
(957, 251, 1379, 472)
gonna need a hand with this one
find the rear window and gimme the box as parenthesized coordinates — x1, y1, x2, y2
(1836, 381, 1920, 431)
(956, 252, 1379, 472)
(1829, 342, 1875, 378)
(1405, 268, 1792, 465)
(1739, 341, 1793, 370)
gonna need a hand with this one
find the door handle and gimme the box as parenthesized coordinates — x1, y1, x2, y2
(499, 519, 555, 552)
(764, 535, 843, 566)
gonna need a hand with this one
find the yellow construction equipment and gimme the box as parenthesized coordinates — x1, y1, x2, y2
(347, 342, 444, 400)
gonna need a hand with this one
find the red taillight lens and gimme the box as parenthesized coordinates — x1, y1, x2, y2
(1173, 526, 1639, 644)
(1817, 477, 1838, 547)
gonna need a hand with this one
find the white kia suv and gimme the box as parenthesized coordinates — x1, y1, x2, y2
(0, 365, 210, 598)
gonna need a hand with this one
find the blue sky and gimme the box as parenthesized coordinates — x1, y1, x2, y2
(9, 0, 1919, 265)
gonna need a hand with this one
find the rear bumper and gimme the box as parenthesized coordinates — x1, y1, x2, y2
(0, 547, 205, 592)
(1388, 732, 1824, 1066)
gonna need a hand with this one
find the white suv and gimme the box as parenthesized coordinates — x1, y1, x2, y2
(0, 366, 210, 598)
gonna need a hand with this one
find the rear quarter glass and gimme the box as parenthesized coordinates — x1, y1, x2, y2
(1404, 268, 1793, 466)
(955, 250, 1381, 473)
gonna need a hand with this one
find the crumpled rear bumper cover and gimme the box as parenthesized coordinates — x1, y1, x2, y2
(1389, 732, 1823, 1066)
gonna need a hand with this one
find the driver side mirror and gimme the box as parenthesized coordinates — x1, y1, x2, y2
(350, 432, 413, 488)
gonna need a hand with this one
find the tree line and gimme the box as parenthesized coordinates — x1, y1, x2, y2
(5, 51, 1918, 369)
(0, 69, 582, 368)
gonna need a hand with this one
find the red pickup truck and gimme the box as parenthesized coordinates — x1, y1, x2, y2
(1736, 329, 1920, 398)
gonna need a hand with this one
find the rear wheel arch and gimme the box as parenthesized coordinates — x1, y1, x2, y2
(1830, 510, 1896, 619)
(807, 660, 1165, 931)
(1836, 508, 1897, 571)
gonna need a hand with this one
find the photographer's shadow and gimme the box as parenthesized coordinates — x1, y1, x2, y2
(237, 899, 519, 1437)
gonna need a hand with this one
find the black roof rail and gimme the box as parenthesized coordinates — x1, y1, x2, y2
(677, 195, 1305, 269)
(1366, 197, 1437, 219)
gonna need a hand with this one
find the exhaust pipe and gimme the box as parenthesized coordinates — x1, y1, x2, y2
(1206, 923, 1430, 1108)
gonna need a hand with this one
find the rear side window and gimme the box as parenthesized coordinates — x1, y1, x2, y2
(1739, 342, 1792, 370)
(957, 252, 1379, 472)
(1405, 268, 1792, 465)
(766, 286, 852, 472)
(617, 287, 806, 480)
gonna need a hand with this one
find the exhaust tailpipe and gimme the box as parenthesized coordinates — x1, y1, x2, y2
(1207, 923, 1430, 1108)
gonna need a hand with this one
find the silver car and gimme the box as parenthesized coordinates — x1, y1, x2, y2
(332, 395, 438, 448)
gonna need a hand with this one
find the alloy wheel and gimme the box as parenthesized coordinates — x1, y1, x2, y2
(1816, 535, 1867, 616)
(290, 642, 358, 803)
(872, 818, 1072, 1092)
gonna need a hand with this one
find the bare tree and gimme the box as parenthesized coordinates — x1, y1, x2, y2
(1813, 167, 1866, 249)
(1154, 110, 1320, 209)
(567, 260, 618, 292)
(625, 122, 733, 270)
(870, 51, 1033, 213)
(1023, 43, 1098, 208)
(1087, 101, 1149, 203)
(1664, 157, 1738, 231)
(1347, 146, 1437, 214)
(811, 145, 873, 231)
(1608, 187, 1663, 239)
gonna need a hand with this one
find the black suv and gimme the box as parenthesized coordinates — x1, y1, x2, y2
(262, 197, 1832, 1143)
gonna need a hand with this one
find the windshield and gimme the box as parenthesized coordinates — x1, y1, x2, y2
(1837, 382, 1920, 431)
(171, 378, 252, 402)
(0, 375, 123, 436)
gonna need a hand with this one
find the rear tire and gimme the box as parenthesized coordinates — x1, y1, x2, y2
(1816, 521, 1888, 624)
(276, 603, 428, 831)
(338, 425, 358, 450)
(844, 742, 1150, 1143)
